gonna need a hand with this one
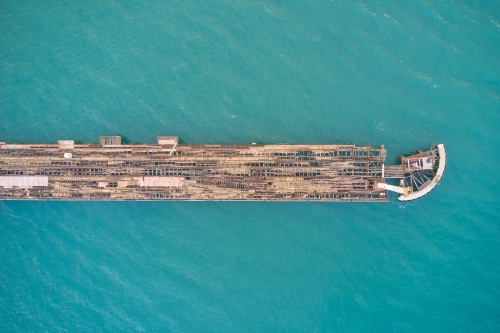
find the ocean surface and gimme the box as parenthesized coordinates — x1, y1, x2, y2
(1, 0, 499, 331)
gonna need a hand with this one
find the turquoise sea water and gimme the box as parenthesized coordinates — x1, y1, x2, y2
(1, 0, 499, 331)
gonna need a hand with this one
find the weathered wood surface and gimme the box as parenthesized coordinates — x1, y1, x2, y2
(0, 142, 388, 201)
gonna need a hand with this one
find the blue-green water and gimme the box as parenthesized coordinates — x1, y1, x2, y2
(1, 0, 499, 331)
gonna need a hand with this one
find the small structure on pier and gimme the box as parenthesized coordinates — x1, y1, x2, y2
(100, 136, 121, 146)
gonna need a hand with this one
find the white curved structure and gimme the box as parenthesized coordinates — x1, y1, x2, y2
(399, 144, 446, 201)
(377, 144, 446, 201)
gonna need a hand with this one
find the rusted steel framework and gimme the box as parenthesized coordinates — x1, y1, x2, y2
(0, 137, 388, 201)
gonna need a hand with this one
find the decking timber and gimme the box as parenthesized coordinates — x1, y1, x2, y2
(0, 143, 388, 201)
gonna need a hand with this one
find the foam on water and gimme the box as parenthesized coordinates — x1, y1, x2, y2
(1, 0, 499, 331)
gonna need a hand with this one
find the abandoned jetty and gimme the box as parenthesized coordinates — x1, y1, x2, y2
(0, 136, 445, 201)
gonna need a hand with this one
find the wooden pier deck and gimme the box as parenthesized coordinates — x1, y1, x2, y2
(0, 137, 389, 201)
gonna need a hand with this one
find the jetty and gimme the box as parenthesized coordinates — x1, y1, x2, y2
(0, 136, 445, 201)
